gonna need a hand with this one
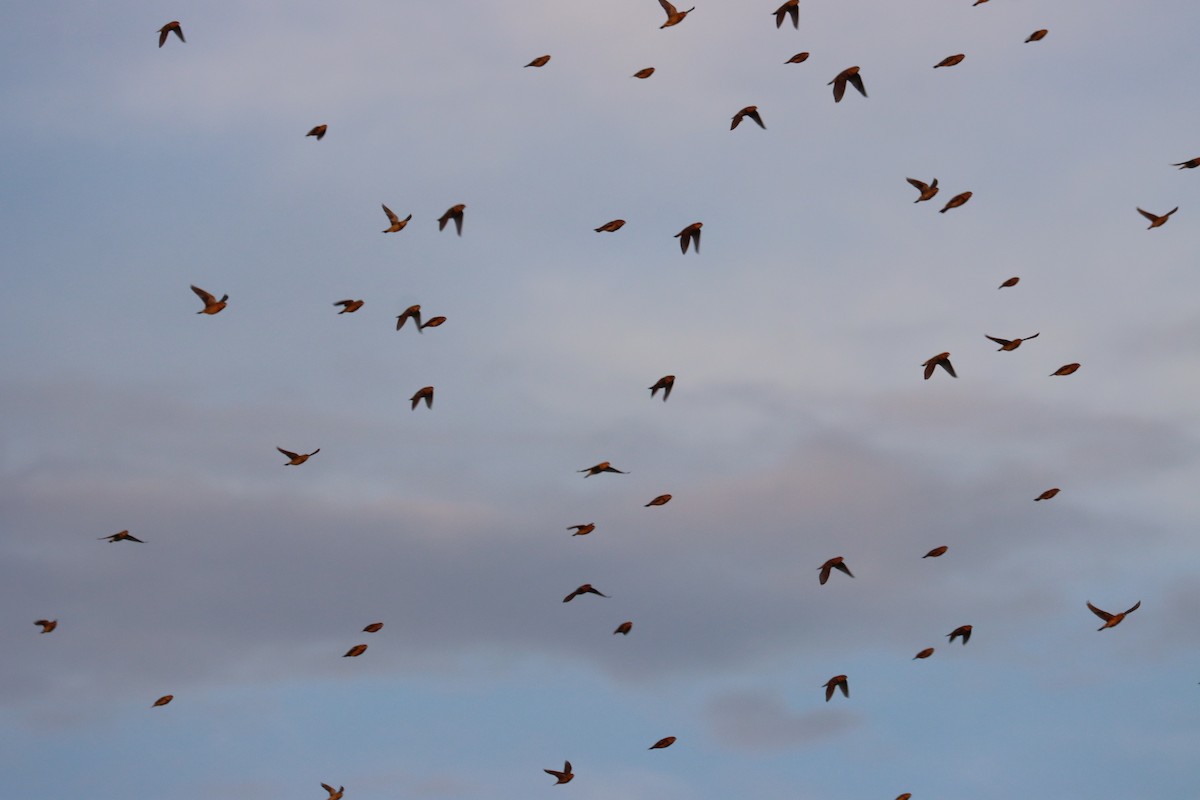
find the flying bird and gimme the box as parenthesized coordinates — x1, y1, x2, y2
(986, 333, 1039, 351)
(568, 524, 596, 536)
(818, 556, 854, 585)
(363, 622, 384, 633)
(1034, 488, 1060, 501)
(649, 375, 675, 400)
(34, 620, 57, 634)
(947, 625, 972, 645)
(595, 219, 626, 232)
(1051, 363, 1081, 376)
(939, 191, 972, 212)
(913, 648, 934, 660)
(410, 386, 434, 410)
(773, 0, 799, 29)
(544, 761, 573, 784)
(785, 52, 809, 63)
(278, 447, 319, 465)
(306, 125, 327, 140)
(1173, 157, 1200, 169)
(152, 695, 174, 707)
(381, 204, 411, 233)
(731, 105, 766, 130)
(649, 736, 677, 749)
(191, 285, 227, 315)
(579, 461, 628, 477)
(675, 222, 702, 254)
(439, 204, 466, 235)
(333, 299, 363, 314)
(1137, 206, 1178, 229)
(645, 494, 672, 507)
(321, 784, 345, 800)
(563, 584, 609, 603)
(658, 0, 694, 28)
(923, 545, 948, 558)
(633, 67, 656, 79)
(829, 66, 867, 102)
(907, 177, 939, 203)
(933, 54, 966, 68)
(998, 276, 1020, 289)
(419, 316, 446, 331)
(922, 352, 956, 380)
(1086, 600, 1141, 631)
(614, 621, 633, 635)
(158, 21, 184, 47)
(824, 675, 849, 701)
(99, 530, 145, 543)
(343, 644, 367, 658)
(525, 55, 551, 67)
(396, 304, 422, 331)
(1026, 29, 1048, 43)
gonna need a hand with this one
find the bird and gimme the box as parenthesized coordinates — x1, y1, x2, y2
(306, 125, 327, 140)
(829, 66, 867, 102)
(396, 304, 422, 331)
(649, 375, 675, 400)
(152, 695, 174, 707)
(922, 352, 956, 380)
(773, 0, 799, 29)
(544, 761, 573, 784)
(731, 105, 766, 130)
(933, 54, 966, 68)
(658, 0, 694, 28)
(1087, 600, 1141, 631)
(381, 204, 411, 233)
(99, 530, 145, 543)
(343, 644, 367, 658)
(568, 524, 596, 536)
(633, 67, 656, 79)
(419, 316, 446, 331)
(907, 177, 939, 203)
(1034, 487, 1061, 501)
(649, 736, 677, 749)
(973, 0, 988, 5)
(363, 622, 384, 633)
(614, 621, 633, 635)
(785, 52, 810, 64)
(278, 447, 319, 465)
(410, 386, 434, 410)
(333, 299, 363, 314)
(1173, 157, 1200, 169)
(824, 675, 849, 701)
(923, 545, 948, 558)
(947, 625, 972, 645)
(1051, 363, 1081, 376)
(896, 795, 913, 800)
(675, 222, 702, 254)
(1137, 206, 1178, 229)
(939, 191, 972, 212)
(34, 620, 57, 634)
(579, 461, 628, 477)
(645, 494, 672, 507)
(525, 55, 551, 67)
(1026, 29, 1048, 43)
(321, 784, 345, 800)
(998, 276, 1020, 289)
(986, 332, 1039, 351)
(438, 204, 466, 235)
(563, 584, 609, 603)
(158, 21, 184, 47)
(914, 648, 935, 660)
(595, 219, 626, 232)
(191, 285, 227, 315)
(818, 556, 854, 585)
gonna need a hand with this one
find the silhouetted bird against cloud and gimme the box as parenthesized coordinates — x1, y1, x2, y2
(306, 125, 327, 140)
(396, 304, 422, 331)
(986, 333, 1039, 351)
(419, 316, 446, 331)
(940, 191, 972, 212)
(158, 21, 184, 47)
(658, 0, 694, 28)
(34, 620, 57, 634)
(191, 285, 227, 315)
(818, 556, 854, 585)
(595, 219, 626, 232)
(544, 761, 573, 784)
(152, 695, 174, 707)
(731, 105, 766, 130)
(1173, 157, 1200, 169)
(824, 675, 849, 701)
(675, 222, 702, 254)
(563, 584, 609, 602)
(649, 375, 675, 400)
(343, 644, 367, 657)
(614, 621, 633, 635)
(579, 462, 627, 477)
(907, 177, 939, 203)
(649, 736, 677, 749)
(914, 648, 934, 660)
(1026, 29, 1048, 43)
(525, 55, 551, 67)
(947, 625, 972, 645)
(933, 54, 965, 68)
(829, 67, 866, 102)
(922, 352, 956, 379)
(381, 204, 411, 233)
(363, 622, 383, 633)
(439, 204, 466, 235)
(1087, 600, 1141, 631)
(100, 530, 144, 543)
(633, 67, 656, 79)
(1137, 206, 1177, 229)
(410, 386, 434, 410)
(278, 447, 319, 465)
(773, 0, 799, 29)
(321, 784, 345, 800)
(645, 494, 672, 507)
(333, 299, 364, 314)
(568, 523, 596, 536)
(786, 52, 809, 63)
(998, 276, 1020, 289)
(1051, 363, 1080, 376)
(923, 545, 948, 558)
(1034, 487, 1060, 501)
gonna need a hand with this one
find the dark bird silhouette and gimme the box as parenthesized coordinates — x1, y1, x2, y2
(343, 644, 367, 658)
(907, 177, 939, 203)
(382, 204, 411, 233)
(939, 191, 972, 213)
(731, 105, 766, 130)
(595, 219, 626, 232)
(152, 695, 174, 707)
(306, 125, 327, 140)
(785, 52, 809, 63)
(913, 648, 934, 660)
(922, 352, 956, 380)
(100, 530, 145, 543)
(525, 55, 551, 67)
(1137, 206, 1178, 229)
(1087, 600, 1141, 631)
(986, 333, 1039, 351)
(824, 675, 849, 701)
(829, 66, 866, 102)
(675, 222, 702, 254)
(658, 0, 694, 28)
(34, 620, 57, 634)
(923, 545, 948, 558)
(818, 556, 854, 585)
(419, 316, 446, 331)
(410, 386, 434, 410)
(544, 761, 573, 784)
(1034, 488, 1060, 501)
(579, 461, 628, 477)
(158, 21, 184, 47)
(333, 299, 363, 314)
(649, 736, 677, 749)
(363, 622, 384, 633)
(1051, 363, 1081, 376)
(563, 584, 609, 603)
(773, 0, 799, 29)
(947, 625, 972, 645)
(633, 67, 656, 79)
(568, 523, 596, 536)
(191, 285, 227, 315)
(1174, 157, 1200, 169)
(439, 204, 466, 235)
(321, 784, 345, 800)
(933, 54, 965, 68)
(278, 447, 319, 465)
(645, 494, 672, 507)
(1026, 29, 1048, 43)
(396, 304, 422, 331)
(998, 276, 1020, 289)
(649, 375, 675, 400)
(614, 621, 633, 635)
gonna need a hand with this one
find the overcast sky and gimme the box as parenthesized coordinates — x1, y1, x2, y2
(3, 2, 1199, 799)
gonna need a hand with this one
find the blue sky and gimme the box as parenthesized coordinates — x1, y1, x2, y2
(3, 2, 1199, 798)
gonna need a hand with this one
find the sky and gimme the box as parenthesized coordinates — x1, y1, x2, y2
(2, 1, 1199, 798)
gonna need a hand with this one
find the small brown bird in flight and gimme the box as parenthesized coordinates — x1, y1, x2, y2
(568, 523, 596, 536)
(1137, 206, 1178, 229)
(152, 695, 174, 707)
(923, 545, 948, 558)
(563, 584, 609, 603)
(1034, 487, 1060, 501)
(818, 556, 854, 585)
(773, 0, 799, 29)
(1026, 29, 1048, 43)
(396, 304, 422, 331)
(321, 784, 345, 800)
(1087, 600, 1141, 631)
(419, 316, 446, 331)
(922, 352, 956, 380)
(343, 644, 367, 658)
(785, 52, 809, 64)
(278, 447, 319, 465)
(333, 299, 364, 314)
(306, 125, 327, 140)
(191, 285, 227, 315)
(439, 204, 466, 236)
(595, 219, 626, 232)
(824, 675, 849, 701)
(649, 736, 677, 749)
(829, 66, 867, 102)
(645, 494, 672, 507)
(381, 205, 411, 233)
(649, 375, 675, 400)
(633, 67, 656, 79)
(731, 105, 766, 130)
(675, 222, 702, 254)
(525, 55, 551, 68)
(947, 625, 972, 645)
(614, 621, 633, 635)
(158, 21, 184, 47)
(933, 54, 966, 68)
(363, 622, 384, 633)
(998, 276, 1020, 289)
(1173, 157, 1200, 169)
(1051, 363, 1081, 376)
(100, 530, 145, 543)
(544, 761, 573, 784)
(907, 177, 939, 203)
(913, 648, 934, 660)
(940, 191, 972, 213)
(34, 620, 57, 634)
(410, 386, 434, 410)
(986, 333, 1039, 351)
(658, 0, 694, 28)
(579, 461, 628, 477)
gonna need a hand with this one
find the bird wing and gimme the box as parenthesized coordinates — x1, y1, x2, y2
(1023, 332, 1040, 341)
(907, 178, 929, 193)
(730, 111, 743, 130)
(158, 28, 169, 47)
(830, 74, 846, 103)
(847, 71, 867, 97)
(985, 335, 1011, 346)
(659, 0, 679, 17)
(382, 204, 400, 224)
(277, 447, 299, 459)
(1123, 601, 1141, 616)
(748, 109, 765, 129)
(819, 564, 831, 585)
(835, 561, 854, 578)
(562, 590, 579, 603)
(1087, 602, 1113, 621)
(191, 285, 215, 304)
(1136, 208, 1157, 222)
(676, 229, 690, 254)
(663, 380, 673, 400)
(453, 211, 463, 236)
(940, 358, 957, 378)
(692, 227, 700, 253)
(824, 682, 835, 701)
(127, 534, 145, 542)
